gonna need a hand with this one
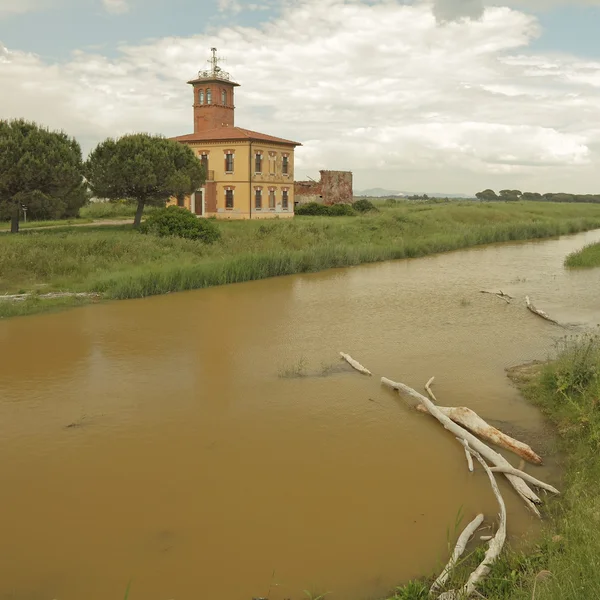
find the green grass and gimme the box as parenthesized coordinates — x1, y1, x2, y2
(565, 242, 600, 268)
(388, 332, 600, 600)
(2, 201, 600, 318)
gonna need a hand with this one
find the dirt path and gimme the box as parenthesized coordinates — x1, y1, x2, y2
(1, 219, 134, 233)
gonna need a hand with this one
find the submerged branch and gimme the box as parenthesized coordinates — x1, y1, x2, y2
(430, 513, 485, 594)
(439, 443, 507, 600)
(339, 352, 372, 376)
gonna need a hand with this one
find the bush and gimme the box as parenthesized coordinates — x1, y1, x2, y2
(295, 202, 356, 217)
(139, 206, 221, 242)
(295, 202, 332, 216)
(352, 199, 378, 213)
(329, 203, 356, 216)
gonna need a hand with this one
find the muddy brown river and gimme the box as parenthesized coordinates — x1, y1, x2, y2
(1, 230, 600, 600)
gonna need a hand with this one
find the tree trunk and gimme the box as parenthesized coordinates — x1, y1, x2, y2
(133, 198, 146, 228)
(10, 204, 19, 234)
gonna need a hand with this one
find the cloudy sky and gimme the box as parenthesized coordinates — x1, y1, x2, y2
(1, 0, 600, 194)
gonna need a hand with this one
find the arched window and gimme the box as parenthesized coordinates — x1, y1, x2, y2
(198, 90, 204, 105)
(206, 88, 212, 105)
(221, 89, 227, 105)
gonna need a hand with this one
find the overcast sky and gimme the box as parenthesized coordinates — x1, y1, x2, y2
(1, 0, 600, 194)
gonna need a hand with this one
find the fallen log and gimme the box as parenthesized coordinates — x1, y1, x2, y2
(525, 296, 560, 326)
(439, 444, 507, 600)
(416, 402, 543, 465)
(382, 377, 543, 517)
(339, 352, 372, 376)
(430, 513, 485, 594)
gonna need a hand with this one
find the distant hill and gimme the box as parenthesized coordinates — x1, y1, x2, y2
(355, 188, 475, 199)
(355, 188, 406, 197)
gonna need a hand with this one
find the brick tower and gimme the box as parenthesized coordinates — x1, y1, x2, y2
(188, 48, 240, 134)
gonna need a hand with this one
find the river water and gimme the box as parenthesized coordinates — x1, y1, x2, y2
(1, 230, 599, 600)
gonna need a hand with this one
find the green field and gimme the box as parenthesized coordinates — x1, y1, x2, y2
(565, 242, 600, 269)
(2, 201, 600, 319)
(389, 333, 600, 600)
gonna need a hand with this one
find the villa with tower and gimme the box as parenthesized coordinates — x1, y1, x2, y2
(171, 49, 301, 219)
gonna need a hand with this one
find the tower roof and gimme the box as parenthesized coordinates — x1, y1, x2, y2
(188, 48, 239, 86)
(171, 126, 302, 147)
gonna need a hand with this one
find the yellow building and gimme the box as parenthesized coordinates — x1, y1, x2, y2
(171, 49, 301, 219)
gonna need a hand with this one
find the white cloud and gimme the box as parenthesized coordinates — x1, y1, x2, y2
(102, 0, 129, 14)
(0, 0, 54, 17)
(2, 0, 600, 193)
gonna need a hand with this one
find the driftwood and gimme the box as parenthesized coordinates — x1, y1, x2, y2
(439, 444, 507, 600)
(489, 466, 559, 495)
(0, 291, 100, 302)
(339, 353, 372, 376)
(480, 290, 512, 304)
(525, 296, 560, 326)
(382, 377, 544, 517)
(416, 403, 542, 465)
(459, 438, 474, 473)
(430, 513, 485, 594)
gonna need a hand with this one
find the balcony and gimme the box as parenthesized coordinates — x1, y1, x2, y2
(206, 170, 215, 181)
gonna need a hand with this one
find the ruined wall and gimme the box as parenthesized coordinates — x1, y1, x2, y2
(294, 170, 353, 205)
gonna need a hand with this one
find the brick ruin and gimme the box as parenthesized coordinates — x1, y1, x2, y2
(294, 170, 353, 205)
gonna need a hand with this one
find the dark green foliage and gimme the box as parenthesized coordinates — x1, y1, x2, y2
(139, 206, 220, 243)
(499, 189, 522, 201)
(295, 202, 332, 216)
(352, 198, 378, 213)
(85, 133, 205, 227)
(0, 119, 87, 232)
(477, 189, 600, 204)
(295, 202, 356, 216)
(328, 203, 355, 216)
(475, 189, 499, 201)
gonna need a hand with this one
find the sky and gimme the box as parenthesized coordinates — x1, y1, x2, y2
(1, 0, 600, 194)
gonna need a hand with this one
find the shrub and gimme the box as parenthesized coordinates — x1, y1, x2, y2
(295, 202, 331, 216)
(352, 199, 378, 213)
(295, 202, 356, 217)
(329, 203, 356, 216)
(139, 206, 221, 242)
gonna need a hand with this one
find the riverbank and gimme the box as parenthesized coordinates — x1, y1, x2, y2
(2, 201, 600, 319)
(389, 333, 600, 600)
(565, 241, 600, 268)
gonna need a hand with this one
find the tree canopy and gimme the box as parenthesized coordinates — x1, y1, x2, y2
(475, 189, 600, 204)
(0, 119, 87, 233)
(85, 133, 205, 227)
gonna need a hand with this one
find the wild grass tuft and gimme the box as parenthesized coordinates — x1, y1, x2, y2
(565, 241, 600, 268)
(278, 357, 308, 379)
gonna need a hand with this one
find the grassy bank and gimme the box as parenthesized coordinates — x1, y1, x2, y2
(388, 333, 600, 600)
(565, 242, 600, 268)
(2, 201, 600, 319)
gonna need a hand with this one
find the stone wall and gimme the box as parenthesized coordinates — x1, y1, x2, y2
(294, 170, 353, 205)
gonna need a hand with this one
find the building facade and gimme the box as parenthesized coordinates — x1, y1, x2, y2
(171, 49, 301, 219)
